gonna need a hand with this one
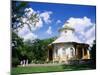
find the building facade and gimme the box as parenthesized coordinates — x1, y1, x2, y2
(48, 22, 90, 63)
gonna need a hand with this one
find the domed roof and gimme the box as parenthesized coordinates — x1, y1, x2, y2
(52, 22, 83, 44)
(52, 34, 82, 44)
(59, 22, 74, 32)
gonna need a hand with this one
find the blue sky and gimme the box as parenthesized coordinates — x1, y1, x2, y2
(29, 2, 96, 22)
(17, 1, 96, 44)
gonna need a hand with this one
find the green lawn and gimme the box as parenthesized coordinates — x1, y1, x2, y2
(11, 64, 96, 75)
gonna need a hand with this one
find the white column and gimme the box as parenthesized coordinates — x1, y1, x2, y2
(87, 50, 90, 59)
(46, 50, 49, 62)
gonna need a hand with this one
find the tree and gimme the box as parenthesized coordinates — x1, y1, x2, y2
(12, 1, 28, 30)
(12, 31, 24, 67)
(90, 40, 96, 60)
(12, 32, 35, 66)
(90, 40, 96, 69)
(12, 1, 39, 31)
(12, 1, 40, 66)
(32, 38, 55, 63)
(12, 1, 56, 65)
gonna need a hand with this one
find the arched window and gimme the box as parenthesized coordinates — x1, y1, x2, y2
(70, 47, 74, 56)
(55, 47, 58, 57)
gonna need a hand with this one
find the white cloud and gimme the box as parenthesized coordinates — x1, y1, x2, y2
(67, 17, 93, 32)
(35, 18, 43, 28)
(23, 32, 37, 41)
(23, 8, 43, 30)
(40, 11, 52, 24)
(85, 24, 95, 39)
(56, 20, 61, 24)
(85, 24, 95, 45)
(18, 24, 38, 41)
(17, 8, 53, 41)
(65, 17, 95, 45)
(24, 8, 37, 18)
(18, 24, 30, 37)
(46, 26, 52, 35)
(30, 18, 43, 31)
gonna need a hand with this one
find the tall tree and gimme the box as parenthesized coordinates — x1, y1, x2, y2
(90, 40, 96, 60)
(12, 1, 39, 66)
(12, 1, 39, 31)
(12, 31, 24, 67)
(90, 40, 96, 68)
(12, 1, 28, 30)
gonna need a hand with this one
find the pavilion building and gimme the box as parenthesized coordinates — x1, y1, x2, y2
(48, 22, 90, 63)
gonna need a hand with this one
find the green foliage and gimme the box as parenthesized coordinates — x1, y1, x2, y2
(32, 38, 54, 63)
(90, 40, 96, 67)
(12, 1, 29, 30)
(12, 32, 24, 67)
(12, 58, 20, 67)
(12, 1, 39, 31)
(12, 31, 55, 66)
(90, 40, 96, 60)
(12, 1, 39, 66)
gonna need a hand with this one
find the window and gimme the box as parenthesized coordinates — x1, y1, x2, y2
(62, 48, 66, 55)
(65, 30, 67, 33)
(70, 47, 74, 56)
(55, 47, 58, 57)
(56, 49, 58, 56)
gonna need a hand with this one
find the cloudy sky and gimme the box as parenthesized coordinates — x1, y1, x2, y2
(17, 1, 96, 45)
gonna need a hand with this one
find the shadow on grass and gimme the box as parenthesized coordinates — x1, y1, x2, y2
(62, 63, 96, 71)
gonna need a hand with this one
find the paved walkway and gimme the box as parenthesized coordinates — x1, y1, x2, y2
(19, 63, 63, 67)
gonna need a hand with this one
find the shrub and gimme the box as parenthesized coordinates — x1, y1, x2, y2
(12, 58, 20, 67)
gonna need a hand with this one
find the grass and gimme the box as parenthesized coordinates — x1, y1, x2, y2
(11, 64, 96, 75)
